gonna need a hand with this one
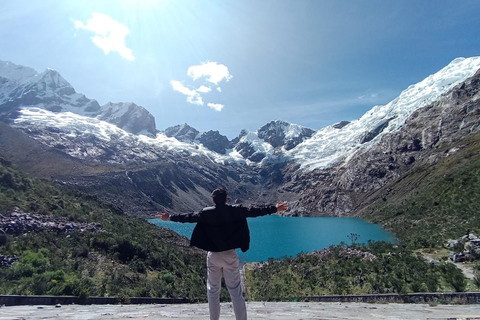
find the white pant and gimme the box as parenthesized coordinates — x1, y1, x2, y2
(206, 250, 247, 320)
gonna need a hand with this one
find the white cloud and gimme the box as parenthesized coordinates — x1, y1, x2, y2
(171, 80, 195, 96)
(197, 85, 212, 93)
(170, 80, 204, 106)
(171, 61, 231, 111)
(74, 13, 135, 61)
(187, 61, 232, 84)
(188, 95, 204, 106)
(207, 103, 224, 112)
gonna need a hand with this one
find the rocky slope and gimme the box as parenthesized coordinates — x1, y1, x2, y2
(286, 68, 480, 217)
(0, 207, 103, 235)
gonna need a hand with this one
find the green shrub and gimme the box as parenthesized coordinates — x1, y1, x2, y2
(0, 161, 207, 301)
(246, 243, 471, 300)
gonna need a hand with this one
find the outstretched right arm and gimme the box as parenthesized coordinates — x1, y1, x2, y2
(157, 210, 202, 223)
(275, 202, 289, 212)
(156, 212, 170, 221)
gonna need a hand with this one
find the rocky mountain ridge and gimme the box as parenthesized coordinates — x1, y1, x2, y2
(1, 58, 480, 219)
(163, 119, 316, 158)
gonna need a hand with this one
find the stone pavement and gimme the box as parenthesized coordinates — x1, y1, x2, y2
(1, 302, 480, 320)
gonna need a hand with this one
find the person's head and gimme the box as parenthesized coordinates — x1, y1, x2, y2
(211, 188, 227, 205)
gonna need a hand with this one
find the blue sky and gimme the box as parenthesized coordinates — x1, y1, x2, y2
(1, 0, 480, 139)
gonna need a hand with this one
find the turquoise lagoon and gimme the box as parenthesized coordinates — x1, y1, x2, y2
(149, 215, 396, 263)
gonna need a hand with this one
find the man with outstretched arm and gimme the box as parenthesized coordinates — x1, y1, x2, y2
(157, 188, 289, 320)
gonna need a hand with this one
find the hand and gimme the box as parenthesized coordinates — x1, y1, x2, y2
(156, 211, 170, 221)
(275, 202, 289, 212)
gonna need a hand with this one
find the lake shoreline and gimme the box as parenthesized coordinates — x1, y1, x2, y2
(149, 215, 396, 262)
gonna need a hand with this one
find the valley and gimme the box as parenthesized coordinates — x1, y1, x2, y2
(1, 57, 480, 299)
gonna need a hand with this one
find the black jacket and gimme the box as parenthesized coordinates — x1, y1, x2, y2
(170, 203, 277, 252)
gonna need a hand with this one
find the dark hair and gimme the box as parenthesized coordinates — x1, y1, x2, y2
(211, 188, 227, 205)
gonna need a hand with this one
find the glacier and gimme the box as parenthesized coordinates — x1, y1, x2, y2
(13, 107, 237, 165)
(289, 56, 480, 170)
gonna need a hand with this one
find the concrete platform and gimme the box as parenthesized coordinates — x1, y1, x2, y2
(1, 302, 480, 320)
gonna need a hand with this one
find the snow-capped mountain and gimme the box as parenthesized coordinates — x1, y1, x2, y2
(226, 120, 316, 163)
(164, 120, 316, 161)
(163, 123, 263, 158)
(258, 120, 316, 150)
(98, 102, 156, 136)
(2, 57, 480, 168)
(0, 61, 37, 84)
(289, 57, 480, 170)
(1, 57, 480, 217)
(12, 107, 232, 166)
(0, 60, 156, 136)
(232, 130, 276, 163)
(286, 66, 480, 216)
(163, 55, 479, 167)
(0, 62, 101, 116)
(197, 130, 232, 154)
(164, 124, 233, 154)
(164, 124, 200, 142)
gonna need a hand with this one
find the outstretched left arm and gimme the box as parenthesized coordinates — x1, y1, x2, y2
(242, 202, 289, 218)
(157, 210, 202, 223)
(275, 202, 289, 212)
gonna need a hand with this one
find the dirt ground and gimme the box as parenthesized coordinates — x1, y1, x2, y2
(1, 301, 480, 320)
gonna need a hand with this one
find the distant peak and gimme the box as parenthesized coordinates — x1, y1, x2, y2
(37, 68, 64, 79)
(38, 68, 65, 79)
(105, 101, 138, 107)
(34, 68, 74, 91)
(164, 123, 199, 142)
(0, 60, 37, 83)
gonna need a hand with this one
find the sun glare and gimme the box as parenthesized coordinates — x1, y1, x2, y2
(120, 0, 167, 10)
